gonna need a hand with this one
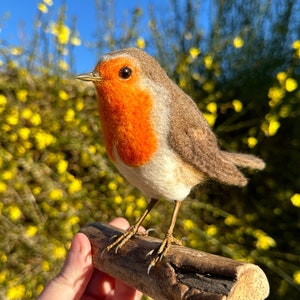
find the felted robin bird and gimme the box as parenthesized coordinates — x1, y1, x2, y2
(77, 48, 265, 271)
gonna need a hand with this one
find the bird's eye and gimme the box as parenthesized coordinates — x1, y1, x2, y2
(119, 66, 132, 79)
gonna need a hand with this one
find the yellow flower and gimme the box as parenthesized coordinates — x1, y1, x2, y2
(268, 119, 280, 136)
(68, 178, 82, 194)
(136, 197, 146, 209)
(60, 202, 68, 212)
(203, 80, 215, 93)
(276, 71, 287, 84)
(64, 108, 75, 122)
(293, 270, 300, 284)
(232, 99, 243, 112)
(6, 284, 26, 299)
(11, 47, 23, 55)
(203, 113, 216, 126)
(0, 251, 7, 263)
(255, 231, 276, 250)
(59, 90, 69, 100)
(30, 113, 42, 126)
(9, 132, 18, 142)
(50, 23, 70, 45)
(125, 195, 135, 203)
(183, 219, 195, 231)
(224, 214, 239, 226)
(125, 203, 134, 218)
(206, 102, 217, 114)
(108, 181, 117, 191)
(6, 109, 19, 125)
(114, 195, 122, 204)
(0, 182, 6, 193)
(179, 77, 186, 88)
(43, 0, 53, 6)
(247, 137, 258, 148)
(53, 245, 66, 259)
(71, 36, 81, 46)
(21, 108, 33, 119)
(58, 60, 69, 71)
(16, 145, 26, 156)
(18, 127, 31, 140)
(204, 55, 213, 69)
(57, 159, 68, 174)
(0, 94, 7, 106)
(49, 189, 63, 201)
(189, 47, 201, 59)
(233, 36, 244, 48)
(285, 78, 298, 92)
(279, 105, 291, 118)
(26, 225, 38, 237)
(0, 270, 7, 284)
(268, 86, 285, 106)
(292, 40, 300, 50)
(34, 130, 56, 149)
(1, 170, 15, 181)
(290, 193, 300, 207)
(8, 205, 22, 221)
(38, 3, 48, 13)
(42, 260, 50, 271)
(76, 98, 84, 111)
(88, 145, 96, 154)
(32, 186, 42, 195)
(16, 89, 28, 102)
(206, 224, 217, 236)
(136, 37, 145, 49)
(68, 215, 80, 225)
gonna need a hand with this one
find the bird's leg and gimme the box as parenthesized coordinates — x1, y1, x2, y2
(105, 198, 159, 253)
(147, 200, 182, 273)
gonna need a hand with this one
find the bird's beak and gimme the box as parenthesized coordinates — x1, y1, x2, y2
(76, 72, 102, 82)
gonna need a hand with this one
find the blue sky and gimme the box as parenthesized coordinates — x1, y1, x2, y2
(0, 0, 171, 74)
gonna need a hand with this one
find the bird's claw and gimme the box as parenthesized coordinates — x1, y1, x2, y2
(146, 234, 180, 274)
(104, 229, 136, 254)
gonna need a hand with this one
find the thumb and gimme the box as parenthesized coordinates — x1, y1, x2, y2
(37, 233, 93, 300)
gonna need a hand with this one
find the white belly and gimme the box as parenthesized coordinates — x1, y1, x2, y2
(114, 145, 204, 201)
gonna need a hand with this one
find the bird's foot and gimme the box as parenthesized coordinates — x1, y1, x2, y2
(146, 233, 181, 274)
(105, 225, 139, 254)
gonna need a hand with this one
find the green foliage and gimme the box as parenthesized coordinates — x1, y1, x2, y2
(1, 0, 300, 299)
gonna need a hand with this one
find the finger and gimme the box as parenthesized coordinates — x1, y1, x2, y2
(109, 218, 143, 299)
(109, 217, 130, 230)
(83, 218, 130, 298)
(114, 280, 143, 300)
(109, 217, 146, 233)
(83, 269, 115, 299)
(37, 233, 93, 300)
(83, 218, 145, 299)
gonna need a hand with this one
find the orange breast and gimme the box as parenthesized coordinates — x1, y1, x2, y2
(96, 81, 157, 167)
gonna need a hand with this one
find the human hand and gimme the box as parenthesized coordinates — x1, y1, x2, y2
(37, 218, 143, 300)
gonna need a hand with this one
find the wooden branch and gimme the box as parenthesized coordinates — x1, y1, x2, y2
(80, 223, 269, 300)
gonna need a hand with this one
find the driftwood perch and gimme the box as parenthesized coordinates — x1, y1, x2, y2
(80, 223, 269, 300)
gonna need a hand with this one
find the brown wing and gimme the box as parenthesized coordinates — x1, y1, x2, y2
(167, 84, 262, 187)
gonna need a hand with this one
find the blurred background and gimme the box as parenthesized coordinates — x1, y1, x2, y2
(0, 0, 300, 299)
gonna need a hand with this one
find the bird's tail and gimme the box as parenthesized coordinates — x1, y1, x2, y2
(221, 151, 266, 170)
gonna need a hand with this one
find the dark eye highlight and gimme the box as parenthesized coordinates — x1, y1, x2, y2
(119, 66, 132, 79)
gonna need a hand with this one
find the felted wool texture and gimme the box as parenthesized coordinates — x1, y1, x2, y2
(94, 47, 265, 197)
(108, 49, 266, 187)
(166, 76, 265, 187)
(95, 56, 158, 167)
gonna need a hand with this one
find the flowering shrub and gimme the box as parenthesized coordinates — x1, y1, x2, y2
(0, 1, 300, 299)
